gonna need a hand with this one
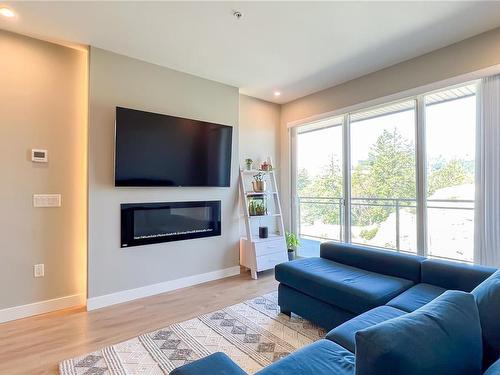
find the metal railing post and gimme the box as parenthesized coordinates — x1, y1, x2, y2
(395, 199, 400, 250)
(297, 196, 302, 238)
(296, 196, 473, 256)
(339, 198, 343, 242)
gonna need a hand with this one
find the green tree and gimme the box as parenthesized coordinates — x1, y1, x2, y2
(299, 128, 473, 233)
(351, 128, 415, 225)
(296, 168, 311, 196)
(309, 156, 343, 198)
(301, 156, 343, 225)
(428, 159, 473, 195)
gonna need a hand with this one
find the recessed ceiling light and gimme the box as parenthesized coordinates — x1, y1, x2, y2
(0, 7, 15, 18)
(274, 91, 281, 97)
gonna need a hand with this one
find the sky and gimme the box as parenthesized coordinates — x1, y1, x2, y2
(297, 94, 476, 179)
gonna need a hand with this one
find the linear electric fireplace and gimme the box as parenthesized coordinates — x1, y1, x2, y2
(121, 201, 221, 248)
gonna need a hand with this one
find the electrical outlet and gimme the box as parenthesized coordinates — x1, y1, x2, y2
(34, 264, 44, 278)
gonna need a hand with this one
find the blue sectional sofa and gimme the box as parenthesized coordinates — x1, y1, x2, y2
(171, 242, 500, 375)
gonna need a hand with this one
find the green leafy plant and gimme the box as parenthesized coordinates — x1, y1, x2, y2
(285, 232, 300, 252)
(245, 158, 253, 170)
(253, 172, 265, 182)
(248, 200, 266, 216)
(360, 227, 379, 241)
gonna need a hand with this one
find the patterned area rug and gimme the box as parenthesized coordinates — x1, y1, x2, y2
(59, 292, 324, 375)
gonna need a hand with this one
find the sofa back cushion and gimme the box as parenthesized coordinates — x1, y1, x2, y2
(421, 259, 495, 291)
(472, 269, 500, 369)
(320, 242, 424, 283)
(355, 290, 483, 375)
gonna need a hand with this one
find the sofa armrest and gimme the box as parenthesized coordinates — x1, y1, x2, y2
(320, 242, 424, 283)
(169, 352, 247, 375)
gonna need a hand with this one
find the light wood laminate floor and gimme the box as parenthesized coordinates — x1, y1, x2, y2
(0, 270, 278, 375)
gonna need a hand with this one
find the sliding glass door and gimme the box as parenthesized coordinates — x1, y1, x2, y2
(350, 101, 417, 253)
(294, 117, 343, 257)
(292, 82, 478, 262)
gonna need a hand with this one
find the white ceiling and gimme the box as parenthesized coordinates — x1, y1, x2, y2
(2, 1, 500, 104)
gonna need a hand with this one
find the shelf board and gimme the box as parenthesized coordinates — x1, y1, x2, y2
(242, 233, 284, 243)
(241, 169, 274, 174)
(248, 213, 281, 218)
(245, 191, 278, 196)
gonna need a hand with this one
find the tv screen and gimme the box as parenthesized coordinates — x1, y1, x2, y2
(115, 107, 233, 187)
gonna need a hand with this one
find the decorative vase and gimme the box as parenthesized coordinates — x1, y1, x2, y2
(245, 163, 252, 171)
(252, 180, 266, 192)
(260, 162, 271, 171)
(288, 250, 295, 261)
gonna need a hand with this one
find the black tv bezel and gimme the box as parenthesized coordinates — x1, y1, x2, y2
(114, 106, 233, 188)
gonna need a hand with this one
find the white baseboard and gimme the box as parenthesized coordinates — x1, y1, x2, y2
(87, 266, 241, 311)
(0, 294, 85, 324)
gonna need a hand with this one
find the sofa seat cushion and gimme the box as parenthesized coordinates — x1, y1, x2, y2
(355, 290, 483, 375)
(386, 283, 447, 312)
(325, 306, 406, 352)
(275, 257, 414, 314)
(472, 269, 500, 369)
(256, 339, 355, 375)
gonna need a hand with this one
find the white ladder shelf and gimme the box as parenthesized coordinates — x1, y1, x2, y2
(239, 165, 288, 279)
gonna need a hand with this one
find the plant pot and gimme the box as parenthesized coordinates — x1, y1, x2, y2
(254, 208, 267, 216)
(245, 163, 252, 171)
(252, 180, 266, 192)
(288, 250, 295, 261)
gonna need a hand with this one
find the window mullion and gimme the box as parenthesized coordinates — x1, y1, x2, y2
(343, 114, 352, 243)
(416, 95, 428, 256)
(290, 127, 298, 237)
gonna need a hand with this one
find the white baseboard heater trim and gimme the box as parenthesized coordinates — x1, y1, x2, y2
(0, 294, 85, 323)
(86, 266, 241, 311)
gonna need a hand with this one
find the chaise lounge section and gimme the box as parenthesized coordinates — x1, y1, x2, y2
(171, 242, 500, 375)
(275, 243, 424, 329)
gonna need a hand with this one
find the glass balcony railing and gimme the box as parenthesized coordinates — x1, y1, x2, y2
(297, 196, 474, 262)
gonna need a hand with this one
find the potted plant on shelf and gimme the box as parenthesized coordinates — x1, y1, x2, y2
(286, 232, 300, 261)
(252, 172, 266, 192)
(244, 158, 253, 171)
(260, 161, 272, 171)
(255, 201, 266, 216)
(248, 199, 267, 216)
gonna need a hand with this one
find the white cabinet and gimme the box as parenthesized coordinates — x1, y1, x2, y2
(240, 237, 288, 279)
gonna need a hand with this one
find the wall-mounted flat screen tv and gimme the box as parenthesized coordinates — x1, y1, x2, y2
(115, 107, 232, 187)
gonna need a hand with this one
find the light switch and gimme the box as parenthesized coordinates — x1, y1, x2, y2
(33, 194, 61, 207)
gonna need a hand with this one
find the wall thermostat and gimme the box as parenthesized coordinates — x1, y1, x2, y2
(31, 149, 48, 163)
